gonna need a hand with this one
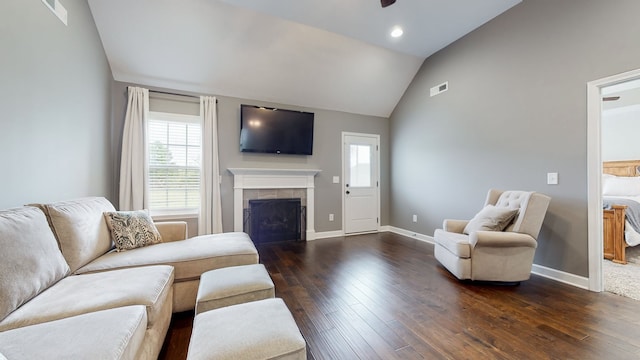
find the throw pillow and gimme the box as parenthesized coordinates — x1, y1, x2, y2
(103, 210, 162, 251)
(463, 205, 519, 235)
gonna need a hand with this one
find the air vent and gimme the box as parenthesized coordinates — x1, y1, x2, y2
(41, 0, 67, 26)
(430, 81, 448, 97)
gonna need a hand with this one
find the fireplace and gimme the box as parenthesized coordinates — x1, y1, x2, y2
(228, 168, 320, 240)
(245, 198, 305, 244)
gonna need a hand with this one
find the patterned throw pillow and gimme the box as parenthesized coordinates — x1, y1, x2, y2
(103, 210, 162, 251)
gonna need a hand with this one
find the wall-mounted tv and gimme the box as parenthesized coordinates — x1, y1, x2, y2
(240, 104, 314, 155)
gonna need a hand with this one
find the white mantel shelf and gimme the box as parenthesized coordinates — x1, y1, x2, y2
(228, 168, 321, 240)
(228, 168, 321, 177)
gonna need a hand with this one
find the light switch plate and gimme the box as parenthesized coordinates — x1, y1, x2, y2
(332, 176, 339, 184)
(547, 172, 558, 185)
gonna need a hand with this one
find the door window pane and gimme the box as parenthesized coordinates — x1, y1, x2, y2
(349, 144, 371, 187)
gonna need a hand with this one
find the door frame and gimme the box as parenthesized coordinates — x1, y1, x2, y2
(587, 68, 640, 291)
(341, 132, 381, 235)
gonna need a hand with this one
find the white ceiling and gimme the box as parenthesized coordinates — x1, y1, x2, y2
(88, 0, 521, 117)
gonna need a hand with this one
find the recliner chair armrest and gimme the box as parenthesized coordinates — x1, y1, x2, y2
(443, 219, 469, 233)
(469, 231, 537, 249)
(155, 221, 188, 242)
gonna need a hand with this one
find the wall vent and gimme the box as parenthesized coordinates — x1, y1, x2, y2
(41, 0, 67, 26)
(430, 81, 448, 97)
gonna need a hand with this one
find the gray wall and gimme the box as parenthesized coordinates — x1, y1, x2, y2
(0, 0, 113, 209)
(111, 81, 390, 233)
(390, 0, 640, 277)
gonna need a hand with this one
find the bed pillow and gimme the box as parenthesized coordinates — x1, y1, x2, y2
(602, 175, 640, 196)
(463, 205, 519, 235)
(103, 210, 162, 251)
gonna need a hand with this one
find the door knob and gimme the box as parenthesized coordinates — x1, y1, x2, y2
(346, 190, 350, 194)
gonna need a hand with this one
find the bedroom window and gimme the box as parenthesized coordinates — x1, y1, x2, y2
(147, 111, 201, 214)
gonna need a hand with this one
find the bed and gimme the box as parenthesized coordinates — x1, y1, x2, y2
(602, 160, 640, 264)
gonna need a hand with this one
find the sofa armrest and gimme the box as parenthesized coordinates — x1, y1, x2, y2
(155, 221, 188, 242)
(469, 231, 537, 249)
(443, 219, 469, 233)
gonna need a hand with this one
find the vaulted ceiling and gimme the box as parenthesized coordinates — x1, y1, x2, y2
(88, 0, 521, 117)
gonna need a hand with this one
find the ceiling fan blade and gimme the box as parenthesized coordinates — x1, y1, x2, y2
(603, 96, 621, 101)
(381, 0, 396, 8)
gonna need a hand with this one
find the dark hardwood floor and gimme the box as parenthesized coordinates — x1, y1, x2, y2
(159, 232, 640, 359)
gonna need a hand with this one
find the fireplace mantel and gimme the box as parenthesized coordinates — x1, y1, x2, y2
(228, 168, 321, 240)
(228, 168, 321, 177)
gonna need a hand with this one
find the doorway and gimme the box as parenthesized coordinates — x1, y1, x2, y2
(587, 68, 640, 292)
(342, 132, 380, 234)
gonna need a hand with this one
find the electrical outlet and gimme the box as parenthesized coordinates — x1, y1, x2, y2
(329, 214, 334, 221)
(412, 214, 417, 222)
(547, 172, 558, 185)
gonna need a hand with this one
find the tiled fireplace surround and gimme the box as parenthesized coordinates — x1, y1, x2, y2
(228, 168, 321, 240)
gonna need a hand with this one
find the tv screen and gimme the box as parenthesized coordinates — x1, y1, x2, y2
(240, 104, 314, 155)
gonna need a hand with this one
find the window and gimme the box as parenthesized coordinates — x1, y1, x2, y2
(147, 111, 201, 214)
(349, 144, 372, 187)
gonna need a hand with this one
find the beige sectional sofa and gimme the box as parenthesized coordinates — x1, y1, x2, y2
(0, 197, 259, 360)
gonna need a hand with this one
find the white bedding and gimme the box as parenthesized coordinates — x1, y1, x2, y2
(605, 195, 640, 247)
(624, 220, 640, 247)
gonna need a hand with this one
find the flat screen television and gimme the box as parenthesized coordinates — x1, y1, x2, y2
(240, 104, 314, 155)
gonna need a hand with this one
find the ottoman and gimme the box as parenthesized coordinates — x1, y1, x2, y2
(187, 298, 306, 360)
(196, 264, 275, 315)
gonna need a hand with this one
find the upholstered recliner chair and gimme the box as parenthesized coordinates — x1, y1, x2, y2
(434, 189, 551, 283)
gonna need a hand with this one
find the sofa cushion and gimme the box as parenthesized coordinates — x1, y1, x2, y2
(39, 197, 116, 273)
(0, 305, 147, 360)
(434, 229, 472, 258)
(463, 205, 518, 235)
(77, 232, 259, 282)
(0, 265, 173, 332)
(0, 207, 70, 322)
(0, 306, 147, 360)
(104, 210, 162, 251)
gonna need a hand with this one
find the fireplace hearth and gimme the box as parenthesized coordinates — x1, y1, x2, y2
(245, 198, 305, 244)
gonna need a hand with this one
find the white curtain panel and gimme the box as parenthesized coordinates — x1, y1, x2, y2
(119, 87, 149, 211)
(199, 96, 223, 235)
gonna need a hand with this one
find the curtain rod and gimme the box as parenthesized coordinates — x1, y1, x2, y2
(148, 89, 218, 103)
(149, 89, 198, 99)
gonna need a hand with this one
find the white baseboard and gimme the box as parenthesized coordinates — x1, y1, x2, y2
(312, 226, 434, 242)
(384, 226, 434, 244)
(531, 264, 589, 290)
(312, 230, 344, 240)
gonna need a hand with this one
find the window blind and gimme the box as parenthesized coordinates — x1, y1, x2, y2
(147, 112, 201, 211)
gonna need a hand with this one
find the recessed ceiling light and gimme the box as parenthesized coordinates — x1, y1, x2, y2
(390, 26, 403, 38)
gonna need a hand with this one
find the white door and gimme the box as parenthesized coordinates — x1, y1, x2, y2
(343, 133, 379, 234)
